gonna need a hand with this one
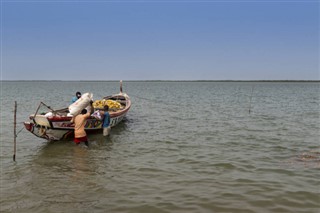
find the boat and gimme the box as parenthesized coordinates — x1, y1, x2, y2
(23, 81, 131, 141)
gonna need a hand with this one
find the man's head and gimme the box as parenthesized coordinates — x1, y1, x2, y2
(81, 109, 87, 114)
(104, 105, 109, 111)
(76, 92, 81, 99)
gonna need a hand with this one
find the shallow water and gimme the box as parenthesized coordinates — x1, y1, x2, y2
(1, 81, 319, 213)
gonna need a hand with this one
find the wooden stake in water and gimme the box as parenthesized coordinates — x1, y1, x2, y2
(249, 86, 254, 114)
(13, 101, 17, 161)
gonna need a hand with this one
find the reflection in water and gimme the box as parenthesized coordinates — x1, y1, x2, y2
(32, 134, 117, 189)
(25, 137, 117, 212)
(88, 133, 114, 151)
(109, 118, 131, 135)
(71, 145, 89, 182)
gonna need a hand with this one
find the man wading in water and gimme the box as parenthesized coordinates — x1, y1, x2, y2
(73, 101, 93, 147)
(100, 105, 111, 136)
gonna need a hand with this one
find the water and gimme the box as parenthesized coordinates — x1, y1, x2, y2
(1, 81, 319, 213)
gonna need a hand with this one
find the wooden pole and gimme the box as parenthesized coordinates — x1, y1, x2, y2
(13, 101, 17, 161)
(120, 80, 123, 93)
(249, 86, 254, 114)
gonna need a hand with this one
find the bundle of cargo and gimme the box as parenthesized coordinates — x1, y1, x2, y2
(93, 99, 122, 111)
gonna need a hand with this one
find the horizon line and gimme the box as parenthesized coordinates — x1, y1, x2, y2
(1, 80, 320, 82)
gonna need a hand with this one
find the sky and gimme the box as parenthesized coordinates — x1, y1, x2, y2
(1, 0, 319, 81)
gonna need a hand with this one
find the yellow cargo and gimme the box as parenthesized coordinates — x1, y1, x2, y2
(93, 99, 121, 110)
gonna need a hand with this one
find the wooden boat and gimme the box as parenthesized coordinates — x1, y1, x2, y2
(24, 81, 131, 141)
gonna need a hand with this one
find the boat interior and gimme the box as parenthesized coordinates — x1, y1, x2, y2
(32, 94, 129, 119)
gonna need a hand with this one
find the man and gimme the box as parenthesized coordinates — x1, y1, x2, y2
(71, 92, 81, 103)
(101, 105, 111, 136)
(73, 102, 93, 146)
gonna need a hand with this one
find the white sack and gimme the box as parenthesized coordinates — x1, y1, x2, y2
(68, 92, 93, 116)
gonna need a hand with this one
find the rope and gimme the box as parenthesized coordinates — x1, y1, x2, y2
(130, 94, 180, 109)
(130, 94, 159, 102)
(15, 126, 25, 137)
(130, 93, 253, 113)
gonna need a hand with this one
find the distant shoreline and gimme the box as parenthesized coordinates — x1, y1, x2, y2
(1, 80, 319, 82)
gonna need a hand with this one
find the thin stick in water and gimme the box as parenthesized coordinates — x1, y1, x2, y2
(249, 86, 254, 114)
(13, 101, 17, 161)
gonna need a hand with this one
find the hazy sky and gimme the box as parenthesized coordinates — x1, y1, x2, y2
(1, 0, 319, 80)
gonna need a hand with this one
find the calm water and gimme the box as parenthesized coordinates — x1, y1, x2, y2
(1, 81, 319, 213)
